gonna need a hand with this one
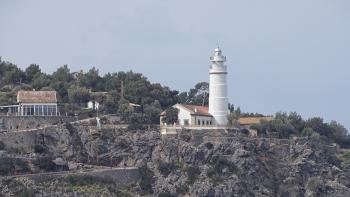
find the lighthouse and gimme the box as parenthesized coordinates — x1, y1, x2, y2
(208, 47, 229, 126)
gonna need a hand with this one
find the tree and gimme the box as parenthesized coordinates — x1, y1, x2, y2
(51, 65, 72, 82)
(186, 82, 209, 105)
(68, 85, 90, 103)
(117, 99, 133, 122)
(50, 65, 73, 102)
(3, 64, 25, 85)
(287, 112, 305, 132)
(301, 127, 315, 137)
(80, 67, 102, 91)
(25, 64, 41, 83)
(144, 100, 162, 124)
(162, 107, 179, 125)
(32, 73, 50, 90)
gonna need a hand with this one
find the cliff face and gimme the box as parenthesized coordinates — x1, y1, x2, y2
(1, 124, 350, 196)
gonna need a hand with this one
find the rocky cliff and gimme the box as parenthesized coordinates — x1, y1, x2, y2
(0, 124, 350, 196)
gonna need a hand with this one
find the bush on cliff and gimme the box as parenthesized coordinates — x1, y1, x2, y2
(66, 174, 114, 186)
(186, 166, 201, 185)
(0, 157, 31, 176)
(34, 144, 47, 154)
(158, 161, 175, 177)
(139, 165, 155, 195)
(0, 141, 5, 150)
(33, 156, 67, 172)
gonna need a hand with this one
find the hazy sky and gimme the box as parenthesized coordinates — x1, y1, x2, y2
(0, 0, 349, 129)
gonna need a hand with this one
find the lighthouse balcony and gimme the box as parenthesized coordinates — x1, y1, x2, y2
(210, 56, 226, 62)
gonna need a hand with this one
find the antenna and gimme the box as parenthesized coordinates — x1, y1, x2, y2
(216, 41, 220, 49)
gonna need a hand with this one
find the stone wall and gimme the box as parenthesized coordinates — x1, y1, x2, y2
(0, 128, 50, 152)
(0, 116, 76, 131)
(26, 167, 139, 185)
(0, 125, 70, 153)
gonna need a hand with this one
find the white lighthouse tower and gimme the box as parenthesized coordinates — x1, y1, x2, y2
(208, 47, 229, 126)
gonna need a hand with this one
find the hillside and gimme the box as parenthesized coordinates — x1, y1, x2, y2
(0, 121, 349, 196)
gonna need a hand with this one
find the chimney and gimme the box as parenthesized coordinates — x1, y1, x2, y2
(194, 107, 197, 112)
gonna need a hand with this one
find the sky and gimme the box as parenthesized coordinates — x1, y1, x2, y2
(0, 0, 349, 130)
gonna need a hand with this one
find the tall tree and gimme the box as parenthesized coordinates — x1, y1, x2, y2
(25, 64, 41, 83)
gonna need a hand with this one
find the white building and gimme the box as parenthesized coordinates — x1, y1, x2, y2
(160, 104, 213, 127)
(209, 47, 229, 126)
(161, 47, 229, 127)
(1, 91, 59, 116)
(87, 100, 99, 110)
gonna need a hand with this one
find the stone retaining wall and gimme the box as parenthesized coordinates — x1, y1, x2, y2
(32, 167, 138, 185)
(2, 167, 139, 187)
(0, 116, 75, 131)
(0, 126, 64, 153)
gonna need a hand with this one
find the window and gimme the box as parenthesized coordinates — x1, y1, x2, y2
(206, 121, 209, 125)
(197, 120, 201, 125)
(43, 105, 48, 116)
(184, 119, 189, 126)
(202, 120, 205, 125)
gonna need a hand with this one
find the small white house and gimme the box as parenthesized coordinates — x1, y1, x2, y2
(160, 104, 213, 127)
(87, 101, 99, 110)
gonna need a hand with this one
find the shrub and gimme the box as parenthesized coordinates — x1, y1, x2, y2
(301, 127, 315, 137)
(65, 122, 75, 135)
(0, 141, 5, 150)
(66, 174, 113, 186)
(0, 157, 30, 176)
(208, 157, 238, 176)
(139, 165, 154, 194)
(205, 142, 213, 150)
(0, 158, 14, 176)
(33, 156, 60, 172)
(186, 166, 201, 185)
(180, 132, 192, 142)
(158, 191, 175, 197)
(34, 144, 47, 154)
(158, 161, 175, 177)
(17, 188, 36, 197)
(176, 184, 189, 194)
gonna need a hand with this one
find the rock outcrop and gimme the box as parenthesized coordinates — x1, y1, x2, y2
(0, 124, 349, 196)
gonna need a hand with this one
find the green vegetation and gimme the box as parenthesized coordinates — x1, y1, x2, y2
(66, 174, 114, 186)
(247, 111, 350, 148)
(139, 165, 155, 195)
(33, 144, 47, 154)
(162, 107, 179, 125)
(0, 157, 31, 176)
(0, 59, 348, 148)
(158, 191, 176, 197)
(0, 60, 215, 126)
(186, 166, 201, 184)
(33, 156, 68, 172)
(158, 161, 176, 177)
(0, 141, 5, 150)
(338, 150, 350, 164)
(205, 142, 214, 150)
(17, 188, 36, 197)
(207, 157, 238, 185)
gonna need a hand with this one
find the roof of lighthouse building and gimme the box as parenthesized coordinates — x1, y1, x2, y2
(160, 104, 213, 117)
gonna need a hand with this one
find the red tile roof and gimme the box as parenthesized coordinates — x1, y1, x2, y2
(180, 104, 212, 117)
(160, 104, 213, 117)
(17, 91, 57, 103)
